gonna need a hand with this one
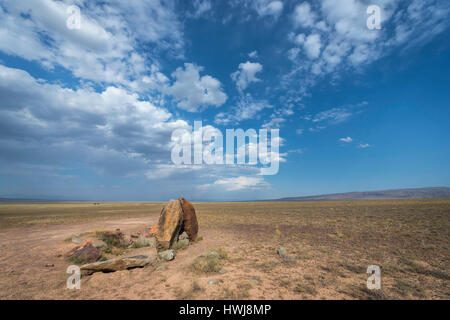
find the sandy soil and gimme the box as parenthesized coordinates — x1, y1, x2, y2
(0, 216, 275, 299)
(0, 216, 350, 300)
(1, 200, 448, 300)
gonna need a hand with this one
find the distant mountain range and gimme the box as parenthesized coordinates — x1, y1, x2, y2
(1, 187, 449, 203)
(266, 187, 450, 202)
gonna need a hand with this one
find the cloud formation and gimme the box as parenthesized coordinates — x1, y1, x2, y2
(165, 63, 228, 112)
(339, 137, 353, 143)
(215, 94, 272, 125)
(199, 175, 270, 192)
(231, 61, 263, 92)
(284, 0, 450, 100)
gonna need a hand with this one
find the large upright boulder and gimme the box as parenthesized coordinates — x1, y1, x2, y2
(179, 197, 198, 241)
(155, 200, 183, 251)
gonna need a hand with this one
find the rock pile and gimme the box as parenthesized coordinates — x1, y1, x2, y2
(65, 197, 199, 276)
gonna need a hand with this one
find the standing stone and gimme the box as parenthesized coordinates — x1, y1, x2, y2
(156, 200, 183, 251)
(179, 197, 199, 241)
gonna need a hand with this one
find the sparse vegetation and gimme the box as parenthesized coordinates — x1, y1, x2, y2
(218, 282, 252, 299)
(176, 280, 204, 299)
(66, 256, 85, 264)
(0, 202, 163, 228)
(293, 279, 317, 296)
(191, 249, 228, 273)
(216, 248, 228, 260)
(1, 199, 449, 299)
(172, 240, 189, 251)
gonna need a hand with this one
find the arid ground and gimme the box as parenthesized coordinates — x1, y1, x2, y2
(0, 199, 448, 300)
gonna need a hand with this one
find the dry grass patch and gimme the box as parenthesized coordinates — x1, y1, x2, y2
(191, 249, 228, 273)
(293, 279, 317, 296)
(176, 280, 204, 300)
(218, 282, 252, 300)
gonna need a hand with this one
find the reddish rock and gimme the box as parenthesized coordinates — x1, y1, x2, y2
(149, 225, 159, 237)
(66, 241, 101, 263)
(179, 197, 199, 241)
(155, 200, 183, 251)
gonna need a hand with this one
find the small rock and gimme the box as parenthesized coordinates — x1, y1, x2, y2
(91, 239, 106, 249)
(178, 231, 188, 241)
(158, 249, 176, 261)
(155, 265, 167, 271)
(208, 279, 218, 285)
(219, 268, 227, 274)
(250, 279, 259, 285)
(72, 237, 84, 244)
(277, 247, 287, 257)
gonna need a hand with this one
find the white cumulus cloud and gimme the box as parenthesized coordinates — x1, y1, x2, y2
(165, 63, 228, 112)
(231, 61, 263, 92)
(339, 137, 353, 143)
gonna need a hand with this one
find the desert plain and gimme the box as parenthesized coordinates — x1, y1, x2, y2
(0, 198, 448, 300)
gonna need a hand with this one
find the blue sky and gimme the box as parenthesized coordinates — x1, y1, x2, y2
(0, 0, 449, 201)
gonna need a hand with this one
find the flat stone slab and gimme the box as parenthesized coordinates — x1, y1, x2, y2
(81, 254, 156, 276)
(71, 237, 84, 244)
